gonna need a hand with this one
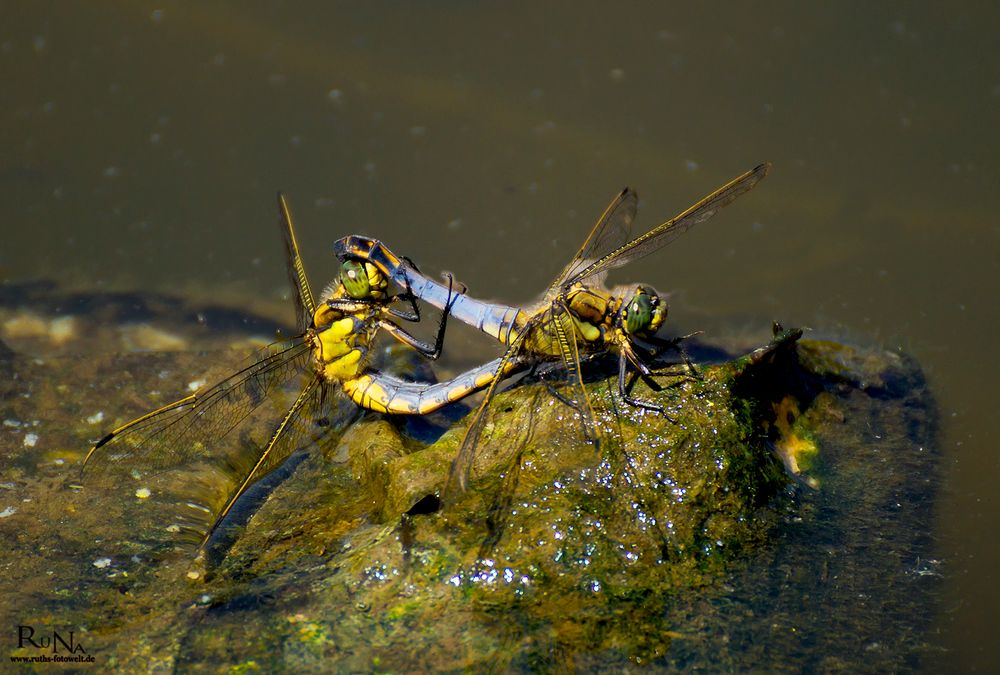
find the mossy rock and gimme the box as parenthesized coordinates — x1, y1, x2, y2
(0, 318, 938, 671)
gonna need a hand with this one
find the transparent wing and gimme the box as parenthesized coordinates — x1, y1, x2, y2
(277, 192, 316, 333)
(568, 163, 770, 287)
(82, 339, 312, 485)
(548, 188, 638, 294)
(549, 302, 600, 442)
(444, 302, 602, 500)
(444, 327, 533, 498)
(201, 374, 329, 547)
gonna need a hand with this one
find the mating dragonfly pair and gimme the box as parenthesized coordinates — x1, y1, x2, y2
(82, 163, 770, 550)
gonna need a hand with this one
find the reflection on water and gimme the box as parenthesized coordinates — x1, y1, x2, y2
(2, 1, 998, 669)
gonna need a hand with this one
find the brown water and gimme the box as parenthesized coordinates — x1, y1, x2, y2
(2, 3, 997, 670)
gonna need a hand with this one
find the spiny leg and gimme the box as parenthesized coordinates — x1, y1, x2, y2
(399, 254, 469, 296)
(623, 366, 689, 399)
(376, 272, 459, 359)
(644, 332, 702, 379)
(324, 296, 383, 314)
(321, 294, 441, 358)
(385, 290, 421, 322)
(385, 256, 467, 322)
(622, 338, 692, 395)
(541, 377, 605, 444)
(527, 357, 586, 415)
(429, 272, 462, 358)
(617, 350, 674, 421)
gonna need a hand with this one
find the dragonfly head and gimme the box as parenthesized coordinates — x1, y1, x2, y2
(339, 259, 387, 301)
(622, 286, 666, 336)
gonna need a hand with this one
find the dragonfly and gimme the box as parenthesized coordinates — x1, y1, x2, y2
(81, 193, 513, 549)
(335, 163, 771, 494)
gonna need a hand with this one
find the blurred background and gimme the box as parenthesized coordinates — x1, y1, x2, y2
(2, 2, 997, 669)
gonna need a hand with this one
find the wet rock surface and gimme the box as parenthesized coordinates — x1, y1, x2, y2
(0, 289, 939, 671)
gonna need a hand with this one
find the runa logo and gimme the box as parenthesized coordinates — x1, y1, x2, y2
(17, 625, 88, 654)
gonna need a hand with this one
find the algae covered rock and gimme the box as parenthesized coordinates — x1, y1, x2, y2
(0, 316, 939, 671)
(162, 327, 936, 671)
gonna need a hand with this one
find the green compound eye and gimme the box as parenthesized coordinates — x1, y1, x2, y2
(340, 260, 371, 299)
(624, 290, 653, 334)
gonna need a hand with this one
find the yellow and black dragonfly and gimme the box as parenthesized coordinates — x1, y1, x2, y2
(335, 163, 771, 494)
(82, 194, 508, 549)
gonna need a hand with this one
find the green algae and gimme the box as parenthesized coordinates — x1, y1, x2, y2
(0, 300, 939, 671)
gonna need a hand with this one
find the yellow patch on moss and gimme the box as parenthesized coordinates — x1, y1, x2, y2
(771, 397, 820, 488)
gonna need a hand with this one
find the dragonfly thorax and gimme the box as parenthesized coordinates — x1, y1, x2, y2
(306, 261, 389, 383)
(564, 284, 615, 329)
(309, 311, 370, 382)
(557, 284, 618, 350)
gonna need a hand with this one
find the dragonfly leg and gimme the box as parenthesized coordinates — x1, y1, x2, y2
(429, 272, 461, 358)
(385, 259, 467, 322)
(400, 254, 422, 273)
(644, 332, 702, 379)
(617, 350, 675, 420)
(377, 320, 440, 359)
(399, 254, 470, 296)
(385, 257, 430, 322)
(531, 360, 583, 412)
(527, 361, 600, 443)
(325, 296, 382, 313)
(542, 379, 582, 413)
(386, 283, 421, 322)
(375, 272, 461, 359)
